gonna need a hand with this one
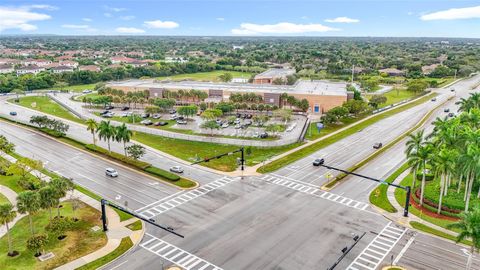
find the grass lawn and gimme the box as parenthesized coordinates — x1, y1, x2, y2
(14, 96, 85, 124)
(76, 237, 133, 270)
(0, 174, 32, 194)
(257, 93, 437, 173)
(155, 70, 252, 82)
(369, 163, 410, 213)
(0, 192, 9, 204)
(51, 83, 96, 92)
(305, 117, 360, 141)
(0, 201, 107, 270)
(132, 131, 302, 172)
(126, 220, 142, 231)
(366, 89, 419, 108)
(74, 93, 103, 102)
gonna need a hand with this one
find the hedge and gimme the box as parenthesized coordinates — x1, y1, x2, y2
(84, 144, 151, 169)
(39, 127, 65, 138)
(144, 166, 180, 181)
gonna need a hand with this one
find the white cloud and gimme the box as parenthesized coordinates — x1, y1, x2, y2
(421, 5, 480, 20)
(216, 17, 225, 21)
(144, 20, 179, 29)
(231, 22, 339, 35)
(115, 27, 145, 34)
(62, 24, 89, 29)
(0, 5, 52, 32)
(104, 13, 112, 18)
(120, 15, 135, 21)
(82, 18, 92, 22)
(324, 17, 359, 23)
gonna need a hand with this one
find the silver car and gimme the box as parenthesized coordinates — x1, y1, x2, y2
(105, 168, 119, 177)
(169, 166, 184, 173)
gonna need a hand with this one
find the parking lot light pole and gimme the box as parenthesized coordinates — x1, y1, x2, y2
(317, 159, 411, 217)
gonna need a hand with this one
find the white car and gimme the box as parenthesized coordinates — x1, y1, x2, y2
(82, 89, 92, 94)
(105, 168, 119, 177)
(221, 123, 229, 128)
(169, 166, 184, 173)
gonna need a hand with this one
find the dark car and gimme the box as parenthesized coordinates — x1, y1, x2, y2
(431, 98, 436, 102)
(9, 111, 17, 116)
(99, 110, 110, 115)
(121, 106, 130, 111)
(141, 113, 150, 118)
(312, 158, 324, 166)
(450, 88, 455, 92)
(104, 105, 114, 110)
(259, 132, 268, 139)
(373, 142, 383, 149)
(444, 108, 450, 113)
(448, 112, 455, 117)
(154, 121, 168, 126)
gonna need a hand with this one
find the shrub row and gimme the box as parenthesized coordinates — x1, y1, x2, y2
(144, 166, 180, 181)
(85, 144, 151, 169)
(39, 127, 65, 138)
(413, 187, 461, 217)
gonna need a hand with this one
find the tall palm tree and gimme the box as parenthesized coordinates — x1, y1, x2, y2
(405, 129, 425, 188)
(86, 118, 98, 146)
(50, 178, 73, 218)
(97, 120, 116, 152)
(432, 148, 455, 214)
(38, 186, 58, 221)
(0, 203, 17, 256)
(16, 191, 41, 235)
(447, 206, 480, 270)
(115, 124, 133, 156)
(417, 143, 433, 206)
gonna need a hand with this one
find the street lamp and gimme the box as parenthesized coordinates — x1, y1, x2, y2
(316, 159, 411, 217)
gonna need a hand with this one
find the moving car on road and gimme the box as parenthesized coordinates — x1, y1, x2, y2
(373, 142, 383, 149)
(312, 158, 325, 166)
(444, 108, 450, 113)
(105, 168, 119, 177)
(9, 111, 17, 116)
(170, 166, 184, 173)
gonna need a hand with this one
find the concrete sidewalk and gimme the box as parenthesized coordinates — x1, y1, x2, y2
(0, 151, 144, 270)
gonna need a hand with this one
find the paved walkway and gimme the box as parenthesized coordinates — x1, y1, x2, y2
(0, 151, 144, 270)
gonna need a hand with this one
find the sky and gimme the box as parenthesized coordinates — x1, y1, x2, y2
(1, 0, 480, 37)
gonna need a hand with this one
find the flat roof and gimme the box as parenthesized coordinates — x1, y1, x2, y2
(254, 68, 295, 79)
(108, 79, 347, 96)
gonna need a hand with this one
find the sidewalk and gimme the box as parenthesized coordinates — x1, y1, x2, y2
(0, 151, 144, 270)
(380, 169, 461, 239)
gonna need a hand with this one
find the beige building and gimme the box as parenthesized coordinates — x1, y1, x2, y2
(253, 68, 296, 84)
(107, 79, 348, 114)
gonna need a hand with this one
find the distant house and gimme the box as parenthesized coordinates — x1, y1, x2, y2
(51, 66, 74, 73)
(0, 64, 14, 74)
(233, 45, 244, 50)
(164, 56, 188, 63)
(422, 64, 439, 75)
(231, 78, 248, 83)
(107, 64, 122, 69)
(79, 65, 101, 72)
(128, 60, 148, 68)
(110, 56, 135, 64)
(378, 68, 405, 77)
(16, 65, 45, 75)
(253, 68, 296, 84)
(22, 59, 52, 67)
(59, 60, 79, 68)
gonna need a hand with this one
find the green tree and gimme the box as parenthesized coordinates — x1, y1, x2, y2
(97, 120, 116, 152)
(407, 79, 429, 93)
(218, 72, 233, 82)
(85, 118, 98, 146)
(0, 203, 17, 256)
(38, 186, 58, 221)
(0, 135, 15, 153)
(27, 234, 48, 257)
(126, 144, 146, 160)
(201, 120, 220, 135)
(16, 191, 41, 235)
(368, 95, 387, 109)
(405, 130, 425, 189)
(115, 123, 133, 156)
(177, 105, 198, 119)
(50, 178, 74, 218)
(46, 217, 72, 240)
(447, 206, 480, 269)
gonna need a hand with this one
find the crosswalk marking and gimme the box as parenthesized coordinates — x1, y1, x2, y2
(141, 233, 223, 270)
(138, 176, 238, 218)
(346, 222, 407, 270)
(259, 174, 370, 211)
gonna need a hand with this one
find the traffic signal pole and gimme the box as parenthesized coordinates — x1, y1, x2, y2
(191, 147, 245, 174)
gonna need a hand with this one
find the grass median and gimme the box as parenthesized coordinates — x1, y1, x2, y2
(13, 95, 85, 124)
(257, 93, 437, 174)
(369, 163, 410, 213)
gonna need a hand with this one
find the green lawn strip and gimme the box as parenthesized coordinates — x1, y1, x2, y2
(12, 96, 85, 124)
(133, 131, 302, 172)
(258, 93, 437, 174)
(0, 192, 9, 204)
(75, 237, 133, 270)
(0, 201, 107, 270)
(305, 116, 362, 141)
(155, 70, 252, 82)
(369, 163, 410, 213)
(126, 220, 142, 231)
(51, 83, 96, 92)
(323, 92, 444, 189)
(366, 89, 419, 108)
(410, 221, 472, 246)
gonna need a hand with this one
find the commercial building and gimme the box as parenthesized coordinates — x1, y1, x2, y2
(253, 68, 296, 84)
(107, 79, 348, 114)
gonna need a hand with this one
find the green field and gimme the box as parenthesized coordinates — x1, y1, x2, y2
(155, 70, 252, 82)
(305, 117, 359, 141)
(0, 201, 107, 270)
(366, 89, 419, 109)
(51, 83, 96, 92)
(0, 192, 9, 204)
(14, 96, 84, 124)
(133, 131, 302, 171)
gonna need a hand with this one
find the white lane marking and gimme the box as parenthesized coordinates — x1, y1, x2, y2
(141, 233, 223, 270)
(109, 260, 128, 270)
(347, 222, 407, 270)
(138, 176, 238, 218)
(393, 232, 416, 265)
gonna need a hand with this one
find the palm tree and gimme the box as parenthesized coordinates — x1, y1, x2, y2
(50, 178, 72, 218)
(86, 118, 98, 146)
(447, 206, 480, 270)
(38, 186, 58, 221)
(417, 143, 433, 206)
(432, 148, 454, 214)
(0, 203, 17, 256)
(405, 130, 425, 189)
(115, 124, 133, 156)
(16, 191, 41, 235)
(97, 121, 116, 152)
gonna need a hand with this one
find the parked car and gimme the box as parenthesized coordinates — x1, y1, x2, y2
(246, 114, 253, 119)
(154, 121, 168, 126)
(234, 124, 241, 129)
(141, 113, 150, 118)
(82, 89, 92, 94)
(102, 112, 114, 118)
(169, 166, 184, 173)
(176, 120, 187, 125)
(169, 114, 177, 120)
(9, 111, 17, 116)
(260, 132, 268, 139)
(373, 142, 383, 149)
(234, 119, 241, 124)
(104, 105, 114, 110)
(121, 106, 130, 111)
(216, 119, 222, 125)
(169, 109, 176, 114)
(431, 98, 437, 102)
(140, 119, 153, 125)
(312, 158, 325, 166)
(450, 88, 455, 92)
(105, 168, 118, 177)
(244, 120, 252, 126)
(152, 114, 161, 119)
(221, 123, 229, 128)
(448, 112, 455, 117)
(99, 110, 110, 115)
(121, 113, 129, 117)
(444, 108, 450, 113)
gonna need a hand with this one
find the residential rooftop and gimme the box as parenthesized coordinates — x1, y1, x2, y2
(254, 68, 296, 79)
